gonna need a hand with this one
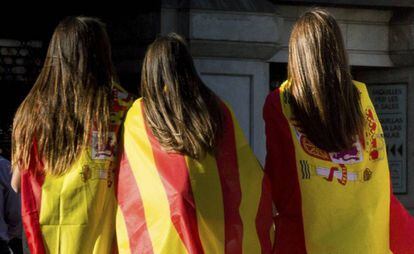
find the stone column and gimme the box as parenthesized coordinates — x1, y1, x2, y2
(353, 9, 414, 214)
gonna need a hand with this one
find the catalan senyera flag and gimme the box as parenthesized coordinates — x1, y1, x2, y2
(20, 85, 133, 254)
(115, 98, 273, 254)
(264, 80, 414, 254)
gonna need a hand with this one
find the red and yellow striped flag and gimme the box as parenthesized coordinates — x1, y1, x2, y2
(115, 99, 273, 254)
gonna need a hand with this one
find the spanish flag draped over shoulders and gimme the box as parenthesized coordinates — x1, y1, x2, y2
(263, 80, 414, 254)
(115, 98, 273, 254)
(21, 85, 134, 254)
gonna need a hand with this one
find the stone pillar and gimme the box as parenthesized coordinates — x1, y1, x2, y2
(389, 9, 414, 66)
(354, 67, 414, 215)
(352, 9, 414, 215)
(160, 1, 283, 163)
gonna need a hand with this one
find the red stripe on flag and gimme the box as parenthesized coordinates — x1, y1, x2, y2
(142, 103, 205, 254)
(116, 151, 154, 254)
(263, 90, 307, 253)
(21, 141, 46, 254)
(389, 185, 414, 254)
(256, 175, 273, 254)
(216, 104, 244, 254)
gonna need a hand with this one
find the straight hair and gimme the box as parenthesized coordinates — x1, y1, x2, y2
(287, 9, 364, 152)
(141, 33, 223, 159)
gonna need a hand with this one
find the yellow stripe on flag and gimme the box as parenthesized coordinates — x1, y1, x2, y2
(123, 100, 188, 254)
(186, 155, 225, 254)
(116, 208, 131, 254)
(230, 111, 264, 254)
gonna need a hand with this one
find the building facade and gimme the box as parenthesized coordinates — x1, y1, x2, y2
(1, 0, 413, 213)
(157, 0, 414, 214)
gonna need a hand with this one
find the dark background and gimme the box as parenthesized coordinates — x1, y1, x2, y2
(0, 4, 162, 159)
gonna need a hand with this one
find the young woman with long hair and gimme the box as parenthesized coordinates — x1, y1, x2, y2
(263, 9, 414, 253)
(115, 33, 273, 253)
(11, 16, 133, 253)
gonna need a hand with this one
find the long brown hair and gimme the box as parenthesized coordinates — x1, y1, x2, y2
(12, 16, 115, 175)
(141, 33, 223, 159)
(287, 9, 364, 152)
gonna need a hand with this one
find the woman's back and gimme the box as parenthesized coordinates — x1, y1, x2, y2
(264, 80, 399, 253)
(21, 85, 133, 253)
(12, 16, 134, 253)
(116, 98, 272, 253)
(115, 33, 273, 254)
(264, 8, 414, 254)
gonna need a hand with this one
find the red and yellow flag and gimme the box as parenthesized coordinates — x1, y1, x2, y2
(115, 99, 273, 254)
(21, 85, 133, 254)
(264, 80, 414, 254)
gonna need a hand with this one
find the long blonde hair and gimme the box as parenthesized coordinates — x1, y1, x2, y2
(288, 9, 364, 152)
(12, 16, 116, 175)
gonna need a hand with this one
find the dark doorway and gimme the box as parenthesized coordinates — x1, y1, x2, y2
(269, 62, 288, 91)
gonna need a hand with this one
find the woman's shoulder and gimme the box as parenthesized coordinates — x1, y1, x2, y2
(129, 97, 143, 112)
(123, 98, 145, 128)
(352, 80, 374, 108)
(264, 82, 289, 121)
(352, 80, 368, 93)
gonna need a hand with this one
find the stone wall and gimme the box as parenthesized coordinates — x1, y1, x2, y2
(354, 67, 414, 215)
(161, 3, 283, 163)
(270, 5, 393, 67)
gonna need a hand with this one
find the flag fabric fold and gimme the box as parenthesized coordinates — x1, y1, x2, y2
(264, 80, 414, 254)
(115, 99, 273, 254)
